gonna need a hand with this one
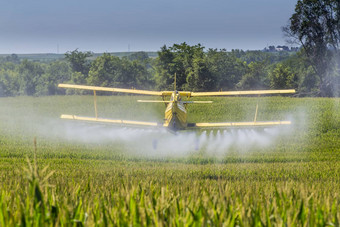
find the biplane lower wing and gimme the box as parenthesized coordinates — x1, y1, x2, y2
(188, 120, 291, 128)
(61, 114, 161, 127)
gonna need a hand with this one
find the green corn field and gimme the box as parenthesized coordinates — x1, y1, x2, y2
(0, 96, 339, 226)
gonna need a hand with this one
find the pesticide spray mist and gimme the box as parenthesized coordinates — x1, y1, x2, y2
(56, 121, 295, 158)
(0, 96, 308, 159)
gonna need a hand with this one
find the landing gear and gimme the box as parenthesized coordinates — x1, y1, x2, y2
(152, 139, 158, 150)
(195, 137, 200, 151)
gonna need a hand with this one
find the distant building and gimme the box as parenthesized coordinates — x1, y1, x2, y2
(263, 45, 299, 52)
(276, 45, 290, 51)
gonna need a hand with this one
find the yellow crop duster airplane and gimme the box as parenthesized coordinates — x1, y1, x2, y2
(58, 81, 295, 132)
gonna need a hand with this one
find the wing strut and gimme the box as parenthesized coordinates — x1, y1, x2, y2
(94, 90, 98, 119)
(254, 95, 260, 122)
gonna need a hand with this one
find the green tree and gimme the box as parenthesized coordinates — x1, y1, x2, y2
(126, 52, 154, 86)
(127, 52, 149, 62)
(65, 49, 93, 88)
(279, 50, 321, 95)
(0, 62, 19, 96)
(186, 50, 216, 91)
(237, 61, 268, 90)
(154, 45, 176, 90)
(239, 51, 269, 64)
(155, 43, 216, 91)
(283, 0, 340, 96)
(206, 49, 247, 90)
(170, 43, 201, 90)
(36, 61, 72, 95)
(64, 49, 92, 75)
(269, 64, 298, 89)
(299, 66, 320, 95)
(87, 53, 149, 89)
(18, 60, 45, 96)
(4, 54, 20, 64)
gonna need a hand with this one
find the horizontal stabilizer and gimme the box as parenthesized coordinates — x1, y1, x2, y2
(182, 101, 213, 104)
(137, 100, 213, 104)
(137, 100, 173, 103)
(60, 114, 160, 127)
(189, 121, 291, 128)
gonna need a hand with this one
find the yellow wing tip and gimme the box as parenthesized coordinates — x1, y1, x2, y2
(61, 114, 74, 119)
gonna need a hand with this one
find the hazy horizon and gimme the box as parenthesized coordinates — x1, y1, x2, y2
(0, 0, 297, 54)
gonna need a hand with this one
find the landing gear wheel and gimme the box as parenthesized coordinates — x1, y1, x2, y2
(152, 139, 158, 150)
(195, 137, 200, 151)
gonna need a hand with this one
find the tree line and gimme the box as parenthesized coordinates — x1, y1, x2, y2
(0, 0, 339, 97)
(0, 45, 338, 97)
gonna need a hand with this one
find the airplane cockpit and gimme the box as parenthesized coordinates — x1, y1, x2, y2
(170, 91, 181, 102)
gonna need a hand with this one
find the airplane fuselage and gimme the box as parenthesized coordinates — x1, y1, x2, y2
(163, 92, 187, 131)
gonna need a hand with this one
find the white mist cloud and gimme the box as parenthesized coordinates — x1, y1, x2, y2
(50, 121, 294, 158)
(1, 96, 310, 159)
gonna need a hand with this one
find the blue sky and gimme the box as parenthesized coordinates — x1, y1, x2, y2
(0, 0, 297, 54)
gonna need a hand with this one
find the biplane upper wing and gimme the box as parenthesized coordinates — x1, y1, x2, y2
(187, 89, 295, 97)
(61, 114, 162, 127)
(188, 120, 291, 128)
(58, 84, 173, 96)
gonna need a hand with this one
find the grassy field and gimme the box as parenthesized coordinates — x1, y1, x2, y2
(0, 95, 339, 226)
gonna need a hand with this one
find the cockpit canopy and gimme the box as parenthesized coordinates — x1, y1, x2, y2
(170, 92, 181, 102)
